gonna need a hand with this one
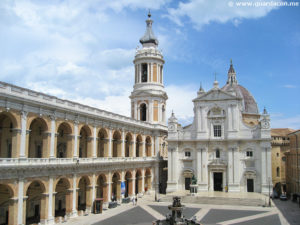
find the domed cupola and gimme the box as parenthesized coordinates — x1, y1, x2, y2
(222, 60, 259, 114)
(139, 12, 159, 47)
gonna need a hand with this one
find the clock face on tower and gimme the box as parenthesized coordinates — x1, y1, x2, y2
(169, 124, 175, 131)
(261, 119, 270, 129)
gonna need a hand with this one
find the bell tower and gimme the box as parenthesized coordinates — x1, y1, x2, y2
(130, 12, 168, 125)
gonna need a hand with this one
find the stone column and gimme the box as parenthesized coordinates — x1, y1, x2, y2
(149, 100, 153, 122)
(151, 137, 154, 157)
(17, 179, 24, 225)
(121, 130, 125, 157)
(168, 148, 173, 181)
(132, 177, 136, 197)
(141, 168, 145, 193)
(72, 175, 78, 217)
(91, 174, 96, 207)
(19, 111, 28, 158)
(47, 177, 54, 223)
(155, 136, 160, 157)
(92, 126, 97, 158)
(73, 121, 79, 158)
(228, 148, 233, 185)
(132, 134, 136, 157)
(107, 172, 112, 202)
(228, 106, 232, 131)
(142, 136, 146, 157)
(196, 148, 202, 183)
(108, 129, 112, 157)
(49, 116, 56, 158)
(261, 148, 266, 186)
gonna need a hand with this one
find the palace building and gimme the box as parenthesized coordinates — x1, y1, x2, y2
(166, 61, 272, 194)
(0, 13, 167, 225)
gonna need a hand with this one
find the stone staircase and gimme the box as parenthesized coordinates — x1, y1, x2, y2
(159, 195, 265, 207)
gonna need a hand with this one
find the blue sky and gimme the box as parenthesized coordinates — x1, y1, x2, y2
(0, 0, 299, 128)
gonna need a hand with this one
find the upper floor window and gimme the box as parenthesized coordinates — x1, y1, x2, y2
(276, 167, 280, 177)
(216, 149, 220, 158)
(185, 151, 191, 157)
(213, 125, 221, 137)
(140, 103, 147, 121)
(276, 153, 279, 157)
(142, 64, 148, 82)
(246, 151, 253, 157)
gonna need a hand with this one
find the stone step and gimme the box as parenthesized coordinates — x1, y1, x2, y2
(160, 196, 265, 207)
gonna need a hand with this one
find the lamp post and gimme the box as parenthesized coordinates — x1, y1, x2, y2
(268, 177, 271, 207)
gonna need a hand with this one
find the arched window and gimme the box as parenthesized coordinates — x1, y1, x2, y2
(276, 167, 280, 177)
(142, 64, 148, 82)
(216, 149, 220, 158)
(140, 103, 147, 121)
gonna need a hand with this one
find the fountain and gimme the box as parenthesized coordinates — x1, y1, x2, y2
(153, 196, 201, 225)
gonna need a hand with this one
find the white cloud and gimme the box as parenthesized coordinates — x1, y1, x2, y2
(165, 84, 197, 125)
(166, 0, 278, 29)
(271, 114, 300, 129)
(283, 84, 297, 89)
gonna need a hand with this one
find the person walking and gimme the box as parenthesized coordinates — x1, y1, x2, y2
(135, 196, 138, 205)
(132, 196, 135, 206)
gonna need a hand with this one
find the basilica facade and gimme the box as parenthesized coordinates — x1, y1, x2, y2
(0, 14, 167, 225)
(166, 62, 272, 194)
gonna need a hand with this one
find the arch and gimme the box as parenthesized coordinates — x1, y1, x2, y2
(124, 171, 133, 197)
(111, 172, 121, 201)
(0, 184, 15, 225)
(136, 135, 143, 157)
(97, 128, 108, 157)
(112, 130, 121, 157)
(96, 174, 108, 203)
(79, 125, 92, 158)
(140, 103, 147, 121)
(125, 133, 132, 157)
(28, 118, 48, 158)
(77, 176, 91, 212)
(56, 122, 72, 158)
(135, 169, 142, 194)
(145, 136, 152, 157)
(55, 178, 71, 218)
(0, 112, 17, 158)
(25, 180, 46, 225)
(145, 168, 152, 192)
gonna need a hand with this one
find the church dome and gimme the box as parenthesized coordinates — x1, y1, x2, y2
(221, 60, 259, 114)
(222, 84, 259, 114)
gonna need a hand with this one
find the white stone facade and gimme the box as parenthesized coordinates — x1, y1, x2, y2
(167, 62, 272, 194)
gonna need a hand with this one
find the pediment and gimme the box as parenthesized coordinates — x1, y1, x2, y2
(194, 89, 240, 102)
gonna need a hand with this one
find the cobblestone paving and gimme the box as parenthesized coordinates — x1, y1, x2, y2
(200, 209, 267, 224)
(65, 193, 290, 225)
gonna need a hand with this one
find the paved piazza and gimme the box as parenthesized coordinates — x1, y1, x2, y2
(64, 194, 289, 225)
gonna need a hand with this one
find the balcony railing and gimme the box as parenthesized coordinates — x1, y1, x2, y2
(0, 156, 157, 167)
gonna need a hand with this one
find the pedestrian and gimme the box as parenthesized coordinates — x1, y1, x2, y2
(135, 196, 138, 205)
(132, 196, 135, 206)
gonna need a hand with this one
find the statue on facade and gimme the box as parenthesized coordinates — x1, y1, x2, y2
(191, 175, 197, 185)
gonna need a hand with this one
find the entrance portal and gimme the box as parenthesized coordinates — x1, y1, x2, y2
(185, 178, 191, 190)
(247, 179, 254, 192)
(213, 172, 223, 191)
